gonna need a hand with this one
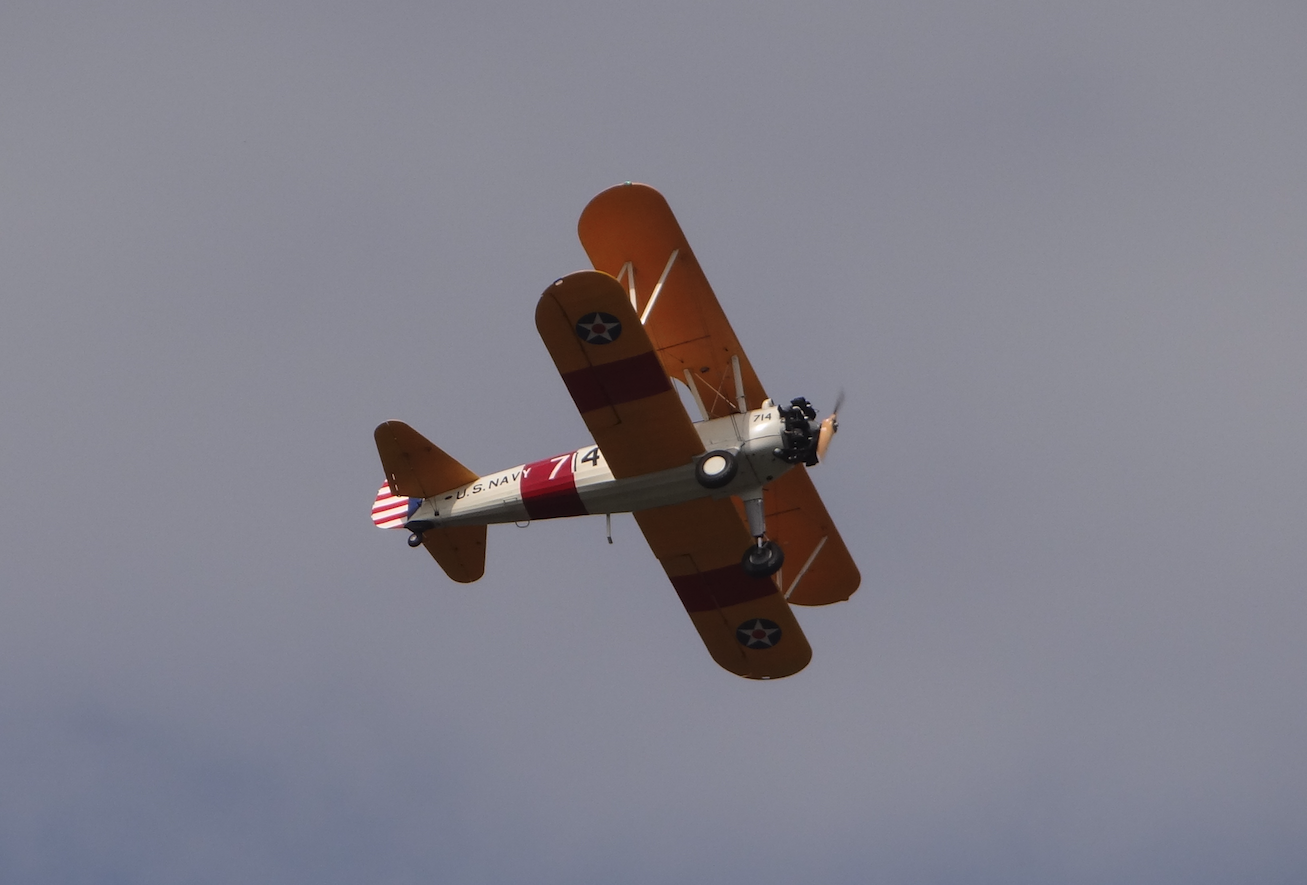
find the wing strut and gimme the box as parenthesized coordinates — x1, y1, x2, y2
(616, 261, 637, 310)
(682, 369, 710, 421)
(639, 249, 679, 324)
(731, 354, 747, 413)
(784, 535, 828, 600)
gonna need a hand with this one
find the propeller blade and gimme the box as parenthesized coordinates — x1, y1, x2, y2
(815, 390, 843, 461)
(816, 418, 836, 460)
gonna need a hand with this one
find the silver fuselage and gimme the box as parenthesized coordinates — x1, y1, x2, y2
(406, 406, 795, 529)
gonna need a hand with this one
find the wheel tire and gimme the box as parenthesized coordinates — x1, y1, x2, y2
(741, 540, 785, 578)
(695, 449, 738, 489)
(407, 532, 425, 548)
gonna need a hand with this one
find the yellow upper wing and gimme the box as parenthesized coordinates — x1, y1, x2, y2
(578, 184, 860, 607)
(578, 183, 765, 418)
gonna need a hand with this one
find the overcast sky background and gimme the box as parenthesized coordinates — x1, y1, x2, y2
(3, 2, 1305, 882)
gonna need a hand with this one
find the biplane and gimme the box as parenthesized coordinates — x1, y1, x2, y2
(371, 184, 859, 679)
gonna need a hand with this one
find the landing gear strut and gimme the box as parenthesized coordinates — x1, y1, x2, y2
(405, 518, 437, 548)
(740, 495, 784, 578)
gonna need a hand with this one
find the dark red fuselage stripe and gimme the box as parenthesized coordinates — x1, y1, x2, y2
(521, 453, 588, 520)
(670, 565, 776, 613)
(562, 351, 672, 414)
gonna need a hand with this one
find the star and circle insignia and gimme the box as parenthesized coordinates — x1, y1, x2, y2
(575, 312, 622, 345)
(736, 618, 783, 649)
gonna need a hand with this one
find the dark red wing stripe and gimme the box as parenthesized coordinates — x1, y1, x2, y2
(521, 453, 588, 520)
(670, 565, 776, 613)
(562, 351, 671, 414)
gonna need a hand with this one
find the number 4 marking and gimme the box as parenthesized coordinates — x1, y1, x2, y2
(581, 447, 600, 467)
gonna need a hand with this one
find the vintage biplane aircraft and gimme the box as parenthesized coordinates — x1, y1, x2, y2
(371, 183, 859, 678)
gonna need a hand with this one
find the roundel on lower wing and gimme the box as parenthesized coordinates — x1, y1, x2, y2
(575, 312, 622, 344)
(736, 618, 783, 649)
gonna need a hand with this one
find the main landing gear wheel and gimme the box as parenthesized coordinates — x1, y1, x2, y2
(407, 532, 425, 548)
(741, 540, 785, 578)
(695, 450, 738, 489)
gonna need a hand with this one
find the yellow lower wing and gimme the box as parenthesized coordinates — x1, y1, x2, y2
(635, 497, 811, 679)
(536, 271, 810, 677)
(744, 467, 861, 605)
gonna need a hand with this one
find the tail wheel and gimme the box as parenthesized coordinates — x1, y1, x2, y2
(741, 540, 785, 578)
(407, 532, 425, 548)
(695, 450, 738, 489)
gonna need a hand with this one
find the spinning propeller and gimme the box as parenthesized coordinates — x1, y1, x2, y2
(815, 390, 843, 462)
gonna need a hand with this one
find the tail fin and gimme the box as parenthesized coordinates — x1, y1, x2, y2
(373, 421, 486, 583)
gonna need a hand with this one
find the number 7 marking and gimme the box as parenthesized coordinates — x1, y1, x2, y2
(548, 454, 571, 480)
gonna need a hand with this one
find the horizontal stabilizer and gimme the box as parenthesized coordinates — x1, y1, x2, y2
(422, 525, 486, 583)
(373, 422, 486, 583)
(374, 421, 478, 498)
(370, 480, 487, 582)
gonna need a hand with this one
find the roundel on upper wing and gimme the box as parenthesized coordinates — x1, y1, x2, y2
(575, 312, 622, 344)
(736, 618, 783, 649)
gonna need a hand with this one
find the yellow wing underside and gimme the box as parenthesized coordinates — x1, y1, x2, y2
(535, 272, 811, 678)
(578, 183, 860, 608)
(579, 183, 765, 419)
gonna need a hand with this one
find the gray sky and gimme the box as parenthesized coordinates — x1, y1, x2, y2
(3, 2, 1305, 882)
